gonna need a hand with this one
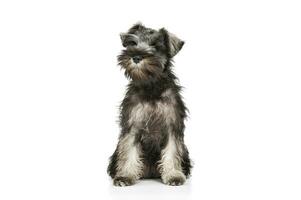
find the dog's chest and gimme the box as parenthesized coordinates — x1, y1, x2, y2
(128, 90, 177, 129)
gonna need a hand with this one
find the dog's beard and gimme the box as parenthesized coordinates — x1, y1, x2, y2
(118, 54, 164, 81)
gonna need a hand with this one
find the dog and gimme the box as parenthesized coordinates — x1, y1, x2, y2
(107, 23, 191, 186)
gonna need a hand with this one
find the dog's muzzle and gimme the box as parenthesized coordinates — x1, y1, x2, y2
(132, 55, 143, 64)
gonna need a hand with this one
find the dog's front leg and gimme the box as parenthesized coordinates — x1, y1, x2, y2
(159, 133, 186, 186)
(114, 131, 143, 186)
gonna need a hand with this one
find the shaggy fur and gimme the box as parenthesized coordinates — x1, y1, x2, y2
(107, 23, 191, 186)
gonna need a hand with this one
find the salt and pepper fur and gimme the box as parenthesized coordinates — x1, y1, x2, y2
(107, 23, 192, 186)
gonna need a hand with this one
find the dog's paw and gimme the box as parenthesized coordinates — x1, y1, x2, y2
(162, 171, 186, 186)
(113, 176, 135, 187)
(166, 176, 186, 186)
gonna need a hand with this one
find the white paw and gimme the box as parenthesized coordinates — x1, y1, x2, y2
(162, 170, 186, 186)
(113, 177, 135, 187)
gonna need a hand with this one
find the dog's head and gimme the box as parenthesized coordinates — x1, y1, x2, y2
(118, 23, 184, 81)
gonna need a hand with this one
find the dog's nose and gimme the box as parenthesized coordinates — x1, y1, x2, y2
(132, 55, 142, 64)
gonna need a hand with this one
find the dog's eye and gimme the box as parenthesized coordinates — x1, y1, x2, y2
(129, 41, 137, 46)
(126, 41, 137, 46)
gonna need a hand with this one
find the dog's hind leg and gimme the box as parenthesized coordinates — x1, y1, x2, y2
(112, 132, 144, 186)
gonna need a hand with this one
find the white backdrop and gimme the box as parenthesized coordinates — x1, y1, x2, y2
(0, 0, 300, 199)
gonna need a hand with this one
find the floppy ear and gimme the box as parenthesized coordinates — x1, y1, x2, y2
(159, 28, 185, 57)
(120, 33, 127, 46)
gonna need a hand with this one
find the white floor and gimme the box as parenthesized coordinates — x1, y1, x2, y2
(108, 179, 192, 200)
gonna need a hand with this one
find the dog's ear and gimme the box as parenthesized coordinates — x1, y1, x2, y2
(120, 33, 128, 47)
(159, 28, 184, 58)
(120, 33, 127, 46)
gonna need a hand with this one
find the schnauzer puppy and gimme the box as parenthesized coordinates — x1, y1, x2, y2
(107, 23, 191, 186)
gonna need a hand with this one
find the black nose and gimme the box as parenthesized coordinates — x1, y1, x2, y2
(132, 55, 142, 64)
